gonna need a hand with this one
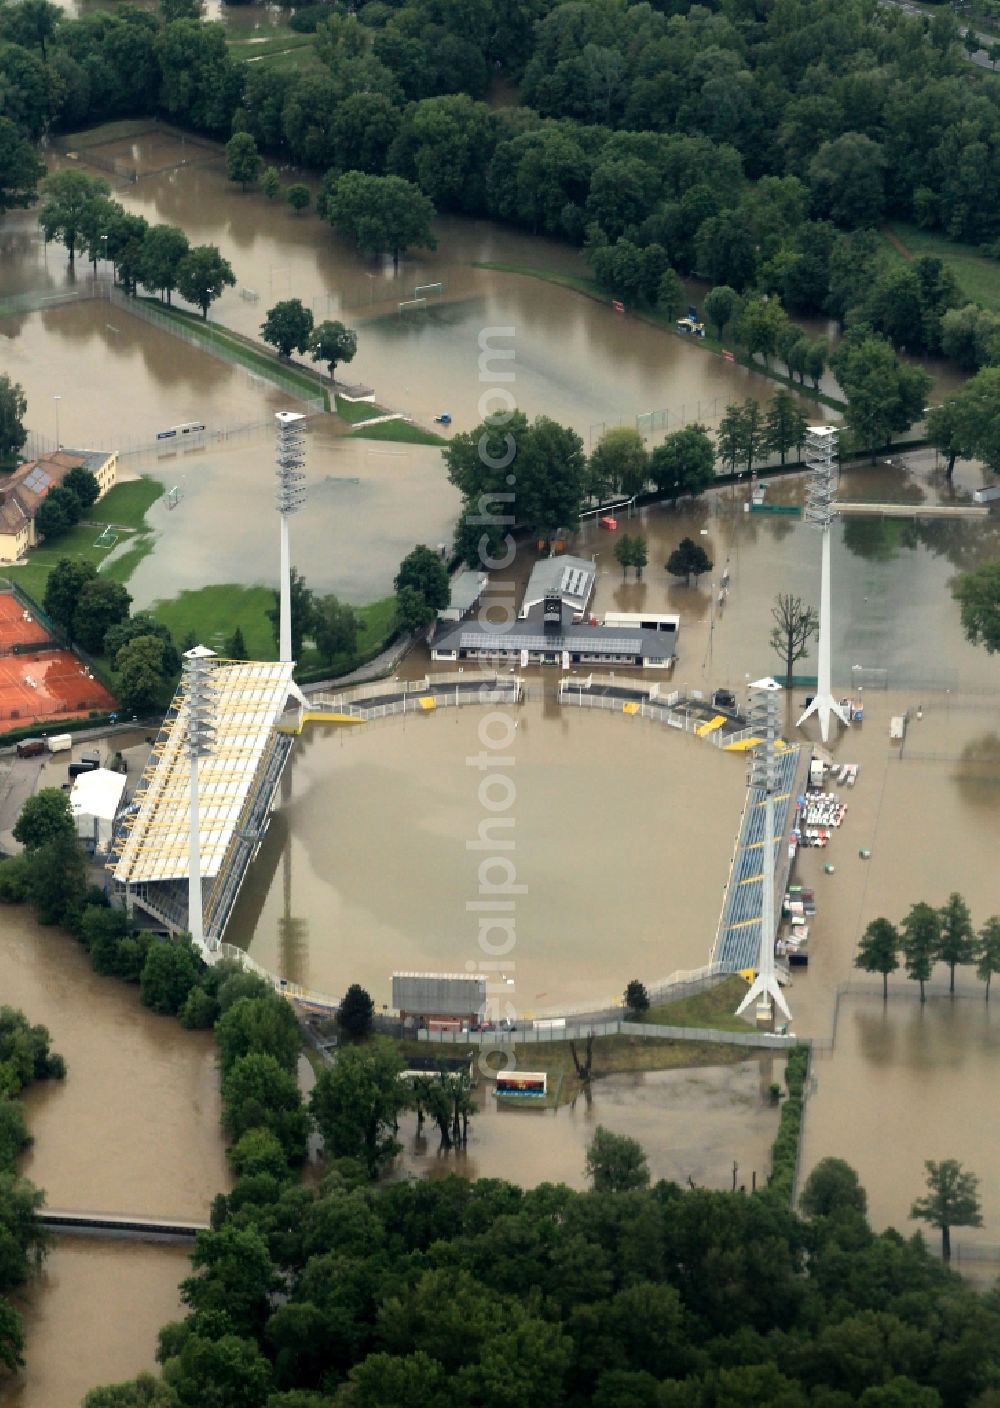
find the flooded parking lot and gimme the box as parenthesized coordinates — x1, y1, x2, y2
(395, 1059, 785, 1194)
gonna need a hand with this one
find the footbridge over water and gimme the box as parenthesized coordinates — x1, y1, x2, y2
(40, 1210, 210, 1243)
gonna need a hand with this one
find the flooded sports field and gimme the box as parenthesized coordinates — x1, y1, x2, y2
(227, 700, 745, 1007)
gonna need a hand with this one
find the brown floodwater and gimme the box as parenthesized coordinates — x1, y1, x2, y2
(1, 1241, 188, 1408)
(227, 698, 745, 1007)
(2, 909, 230, 1217)
(1, 122, 999, 1387)
(17, 144, 824, 441)
(0, 908, 230, 1407)
(393, 1060, 784, 1195)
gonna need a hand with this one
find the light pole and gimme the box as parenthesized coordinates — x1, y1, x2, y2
(275, 411, 307, 663)
(797, 425, 849, 743)
(53, 395, 61, 450)
(183, 645, 217, 957)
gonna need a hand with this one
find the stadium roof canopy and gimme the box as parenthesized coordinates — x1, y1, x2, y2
(113, 659, 297, 886)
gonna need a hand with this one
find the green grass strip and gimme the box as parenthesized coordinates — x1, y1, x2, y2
(348, 421, 448, 445)
(93, 477, 163, 532)
(139, 300, 330, 411)
(642, 974, 758, 1033)
(881, 221, 1000, 312)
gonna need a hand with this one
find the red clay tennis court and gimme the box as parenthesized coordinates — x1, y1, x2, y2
(0, 650, 116, 726)
(0, 592, 50, 649)
(0, 591, 116, 726)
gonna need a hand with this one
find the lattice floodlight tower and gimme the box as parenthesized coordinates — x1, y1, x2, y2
(275, 410, 307, 664)
(737, 677, 792, 1025)
(797, 425, 849, 743)
(184, 645, 217, 958)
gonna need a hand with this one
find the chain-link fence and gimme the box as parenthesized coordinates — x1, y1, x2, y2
(112, 289, 325, 412)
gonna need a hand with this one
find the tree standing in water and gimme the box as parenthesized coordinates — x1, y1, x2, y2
(911, 1159, 982, 1262)
(976, 915, 1000, 1000)
(900, 901, 940, 1003)
(770, 594, 818, 689)
(855, 917, 900, 1001)
(936, 892, 975, 994)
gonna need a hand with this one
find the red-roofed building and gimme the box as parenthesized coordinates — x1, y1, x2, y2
(0, 449, 118, 563)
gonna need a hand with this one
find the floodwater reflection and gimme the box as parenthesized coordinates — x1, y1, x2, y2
(226, 698, 746, 1009)
(393, 1060, 784, 1195)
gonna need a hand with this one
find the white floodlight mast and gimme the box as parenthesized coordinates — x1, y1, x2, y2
(797, 425, 849, 743)
(737, 677, 792, 1024)
(184, 645, 217, 956)
(275, 411, 307, 665)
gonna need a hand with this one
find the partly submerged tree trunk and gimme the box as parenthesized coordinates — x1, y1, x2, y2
(945, 452, 957, 480)
(942, 1223, 951, 1262)
(950, 962, 956, 994)
(882, 970, 889, 1001)
(919, 977, 926, 1003)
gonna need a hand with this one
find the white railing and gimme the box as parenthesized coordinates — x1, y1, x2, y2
(213, 942, 341, 1010)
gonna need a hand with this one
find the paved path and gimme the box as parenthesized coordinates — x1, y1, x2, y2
(301, 632, 418, 695)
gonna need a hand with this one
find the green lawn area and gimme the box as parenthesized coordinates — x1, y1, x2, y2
(393, 1029, 750, 1107)
(91, 477, 163, 532)
(251, 46, 326, 74)
(4, 477, 163, 603)
(335, 395, 380, 424)
(348, 420, 448, 446)
(226, 32, 314, 58)
(149, 587, 398, 671)
(642, 975, 755, 1033)
(102, 535, 155, 585)
(883, 221, 1000, 311)
(336, 394, 447, 444)
(150, 584, 277, 659)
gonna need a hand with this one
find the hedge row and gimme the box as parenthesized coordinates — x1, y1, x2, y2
(767, 1043, 810, 1204)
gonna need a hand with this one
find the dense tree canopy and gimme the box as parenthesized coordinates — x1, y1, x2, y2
(0, 376, 27, 463)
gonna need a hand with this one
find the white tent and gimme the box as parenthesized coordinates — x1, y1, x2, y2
(70, 768, 127, 853)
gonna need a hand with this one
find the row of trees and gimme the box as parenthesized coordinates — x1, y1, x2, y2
(39, 169, 234, 318)
(258, 300, 357, 382)
(5, 2, 1000, 310)
(446, 395, 816, 567)
(42, 558, 181, 714)
(264, 567, 360, 668)
(856, 893, 1000, 1000)
(0, 1006, 64, 1375)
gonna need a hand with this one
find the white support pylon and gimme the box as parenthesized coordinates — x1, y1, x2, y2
(737, 676, 792, 1025)
(275, 411, 307, 665)
(183, 645, 217, 957)
(797, 425, 849, 744)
